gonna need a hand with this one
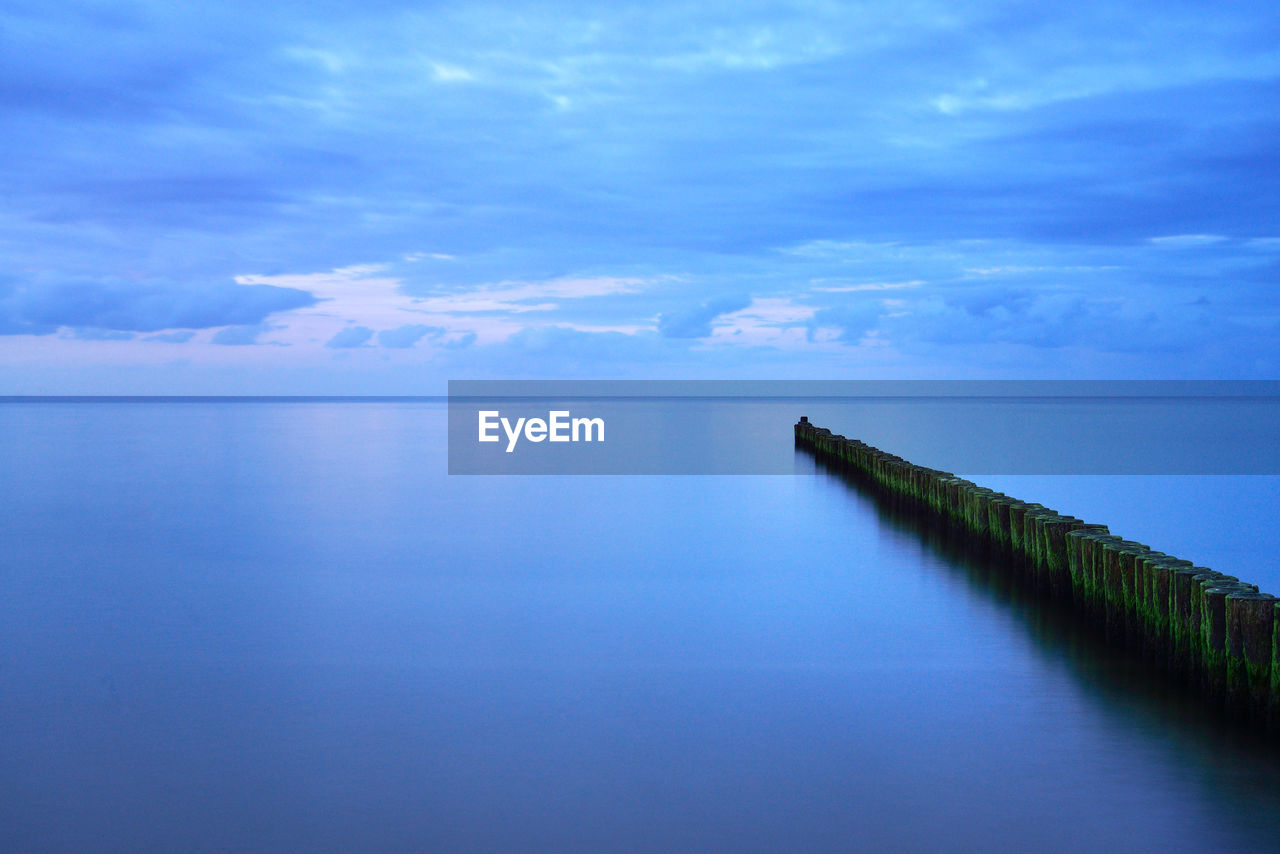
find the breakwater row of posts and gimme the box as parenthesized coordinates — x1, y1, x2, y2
(795, 417, 1280, 734)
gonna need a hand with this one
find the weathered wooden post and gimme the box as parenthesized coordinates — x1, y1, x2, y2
(793, 419, 1278, 734)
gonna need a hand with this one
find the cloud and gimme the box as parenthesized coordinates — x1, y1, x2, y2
(144, 330, 197, 343)
(212, 323, 281, 346)
(64, 328, 136, 341)
(658, 295, 752, 338)
(483, 325, 670, 371)
(947, 287, 1035, 318)
(809, 304, 884, 344)
(5, 277, 316, 334)
(0, 305, 57, 338)
(443, 331, 477, 349)
(703, 298, 821, 348)
(1148, 234, 1229, 247)
(429, 62, 475, 82)
(811, 280, 925, 293)
(5, 4, 1280, 384)
(231, 267, 657, 350)
(325, 326, 375, 348)
(409, 276, 652, 315)
(377, 324, 442, 348)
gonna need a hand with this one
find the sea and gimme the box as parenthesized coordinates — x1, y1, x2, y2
(2, 398, 1280, 853)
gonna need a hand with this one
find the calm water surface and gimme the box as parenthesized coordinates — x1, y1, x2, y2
(2, 400, 1280, 853)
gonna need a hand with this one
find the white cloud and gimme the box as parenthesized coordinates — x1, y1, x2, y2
(403, 252, 456, 261)
(928, 46, 1280, 117)
(1147, 234, 1229, 247)
(962, 264, 1123, 277)
(559, 322, 652, 335)
(236, 264, 409, 322)
(706, 298, 821, 348)
(410, 275, 654, 314)
(722, 297, 815, 325)
(655, 26, 842, 72)
(283, 47, 351, 74)
(429, 61, 475, 82)
(229, 267, 662, 348)
(811, 279, 924, 292)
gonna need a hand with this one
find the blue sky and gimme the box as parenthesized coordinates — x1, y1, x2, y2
(3, 0, 1279, 392)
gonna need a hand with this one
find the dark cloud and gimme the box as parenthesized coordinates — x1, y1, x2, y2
(212, 323, 279, 346)
(3, 277, 316, 334)
(0, 313, 57, 337)
(809, 304, 883, 343)
(946, 288, 1035, 318)
(658, 295, 751, 338)
(377, 324, 442, 348)
(490, 326, 671, 369)
(0, 278, 57, 335)
(326, 326, 374, 348)
(443, 331, 477, 349)
(144, 330, 197, 343)
(887, 287, 1226, 356)
(65, 327, 135, 341)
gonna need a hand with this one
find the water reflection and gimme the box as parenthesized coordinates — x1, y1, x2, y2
(5, 400, 1280, 853)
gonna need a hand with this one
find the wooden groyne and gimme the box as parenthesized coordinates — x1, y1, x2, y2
(795, 416, 1280, 734)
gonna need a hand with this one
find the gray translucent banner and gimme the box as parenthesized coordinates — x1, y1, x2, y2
(448, 380, 1280, 475)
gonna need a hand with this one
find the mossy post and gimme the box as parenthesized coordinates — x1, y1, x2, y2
(794, 419, 1278, 735)
(1199, 581, 1256, 709)
(1100, 541, 1140, 645)
(988, 495, 1014, 552)
(1169, 567, 1208, 684)
(1007, 502, 1030, 559)
(1066, 526, 1110, 610)
(1225, 592, 1278, 722)
(1043, 516, 1087, 601)
(1134, 553, 1166, 663)
(1065, 529, 1088, 606)
(1117, 546, 1148, 648)
(1150, 557, 1192, 668)
(1084, 535, 1121, 629)
(1025, 507, 1053, 587)
(1273, 600, 1280, 733)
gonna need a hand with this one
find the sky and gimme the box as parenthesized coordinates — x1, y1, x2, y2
(2, 0, 1279, 393)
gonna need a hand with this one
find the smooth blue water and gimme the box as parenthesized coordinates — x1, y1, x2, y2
(2, 400, 1280, 853)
